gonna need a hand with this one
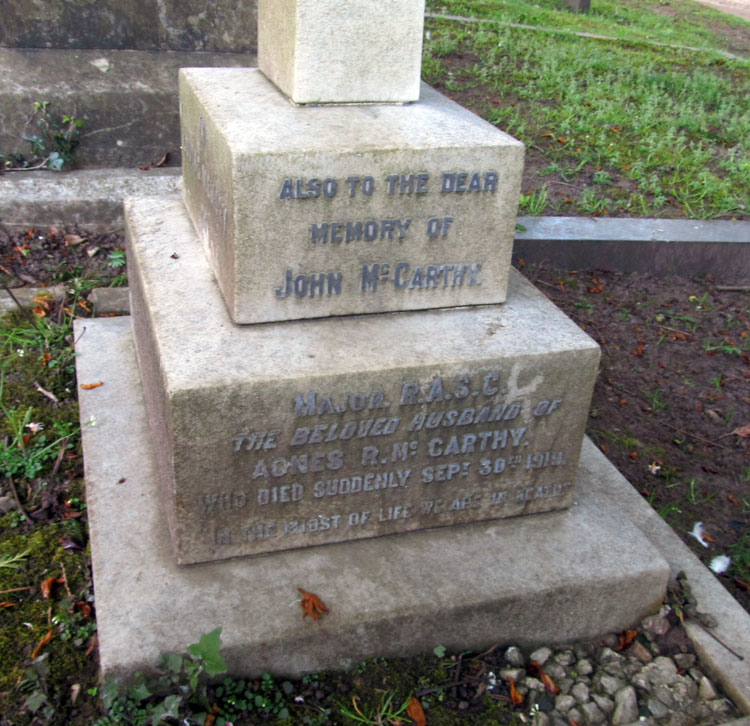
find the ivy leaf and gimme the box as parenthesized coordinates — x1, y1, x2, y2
(187, 628, 227, 676)
(149, 693, 183, 724)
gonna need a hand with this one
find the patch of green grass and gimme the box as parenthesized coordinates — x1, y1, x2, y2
(423, 1, 750, 219)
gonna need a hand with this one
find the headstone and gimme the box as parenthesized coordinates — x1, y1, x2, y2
(78, 0, 667, 678)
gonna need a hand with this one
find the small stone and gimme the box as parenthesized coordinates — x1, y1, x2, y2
(592, 693, 614, 713)
(631, 672, 650, 692)
(544, 662, 567, 681)
(642, 656, 679, 686)
(534, 714, 552, 726)
(612, 686, 639, 725)
(641, 615, 670, 636)
(581, 701, 606, 724)
(571, 682, 590, 703)
(599, 647, 625, 665)
(557, 677, 574, 695)
(693, 704, 712, 720)
(576, 658, 593, 675)
(708, 698, 731, 714)
(523, 676, 545, 692)
(505, 646, 525, 667)
(673, 653, 695, 670)
(688, 667, 703, 683)
(529, 646, 553, 665)
(537, 694, 555, 712)
(653, 684, 675, 708)
(554, 650, 575, 667)
(0, 495, 16, 514)
(567, 707, 583, 724)
(698, 676, 718, 700)
(457, 700, 469, 710)
(646, 696, 669, 718)
(500, 668, 525, 683)
(555, 694, 576, 713)
(551, 717, 568, 726)
(599, 674, 626, 696)
(601, 634, 619, 648)
(630, 641, 653, 663)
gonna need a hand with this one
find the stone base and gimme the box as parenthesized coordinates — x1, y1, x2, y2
(76, 315, 668, 679)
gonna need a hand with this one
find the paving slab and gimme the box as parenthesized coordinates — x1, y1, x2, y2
(514, 215, 750, 283)
(76, 315, 668, 680)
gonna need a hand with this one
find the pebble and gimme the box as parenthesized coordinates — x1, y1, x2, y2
(493, 613, 740, 726)
(613, 685, 639, 725)
(504, 645, 525, 667)
(529, 646, 552, 665)
(641, 614, 671, 636)
(0, 495, 16, 514)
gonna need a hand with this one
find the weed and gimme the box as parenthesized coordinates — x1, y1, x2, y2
(338, 690, 412, 725)
(685, 477, 715, 506)
(643, 389, 669, 412)
(107, 249, 126, 268)
(0, 547, 31, 569)
(1, 101, 83, 172)
(519, 186, 549, 215)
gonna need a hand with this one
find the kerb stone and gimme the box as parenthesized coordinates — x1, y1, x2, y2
(258, 0, 425, 104)
(126, 195, 599, 565)
(179, 68, 524, 323)
(75, 314, 669, 679)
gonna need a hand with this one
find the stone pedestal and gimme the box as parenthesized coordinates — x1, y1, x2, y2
(75, 315, 669, 678)
(127, 196, 599, 565)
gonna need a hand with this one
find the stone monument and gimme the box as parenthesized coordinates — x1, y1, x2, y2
(76, 0, 669, 678)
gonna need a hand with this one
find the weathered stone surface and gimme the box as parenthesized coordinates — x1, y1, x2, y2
(258, 0, 424, 104)
(90, 287, 131, 315)
(0, 0, 257, 52)
(0, 49, 255, 168)
(127, 195, 595, 564)
(529, 646, 553, 665)
(76, 315, 669, 678)
(180, 68, 524, 323)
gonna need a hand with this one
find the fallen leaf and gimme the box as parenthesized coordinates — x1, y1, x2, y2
(31, 628, 54, 659)
(298, 588, 329, 620)
(406, 696, 427, 726)
(528, 661, 560, 694)
(557, 136, 567, 144)
(154, 152, 169, 168)
(49, 226, 60, 237)
(59, 535, 83, 551)
(725, 424, 750, 439)
(80, 382, 104, 390)
(0, 601, 17, 608)
(64, 234, 86, 246)
(728, 493, 741, 506)
(70, 683, 81, 704)
(77, 299, 92, 313)
(76, 601, 92, 618)
(40, 576, 64, 600)
(507, 676, 524, 706)
(85, 632, 98, 657)
(734, 578, 749, 591)
(587, 278, 604, 294)
(632, 342, 644, 356)
(615, 629, 638, 652)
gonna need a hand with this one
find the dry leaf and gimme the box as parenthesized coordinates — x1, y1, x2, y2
(80, 382, 104, 390)
(528, 661, 560, 694)
(64, 234, 85, 246)
(0, 601, 17, 608)
(31, 628, 54, 659)
(406, 696, 427, 726)
(298, 588, 329, 620)
(40, 576, 64, 600)
(59, 535, 83, 551)
(728, 493, 741, 506)
(615, 629, 638, 652)
(85, 632, 98, 657)
(507, 676, 524, 706)
(727, 425, 750, 438)
(76, 601, 92, 618)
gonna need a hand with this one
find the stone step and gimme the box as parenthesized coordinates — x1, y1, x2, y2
(0, 48, 256, 169)
(1, 0, 257, 52)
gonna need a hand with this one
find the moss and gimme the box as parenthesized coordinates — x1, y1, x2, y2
(0, 517, 99, 725)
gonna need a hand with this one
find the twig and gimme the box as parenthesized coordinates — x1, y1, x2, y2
(6, 476, 32, 525)
(3, 286, 35, 323)
(1, 158, 52, 172)
(33, 380, 59, 404)
(59, 562, 72, 598)
(656, 325, 694, 337)
(476, 643, 500, 658)
(50, 436, 70, 477)
(0, 586, 33, 595)
(716, 285, 750, 292)
(451, 653, 464, 697)
(691, 619, 745, 661)
(663, 422, 729, 450)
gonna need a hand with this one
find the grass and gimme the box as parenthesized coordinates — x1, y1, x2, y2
(423, 0, 750, 219)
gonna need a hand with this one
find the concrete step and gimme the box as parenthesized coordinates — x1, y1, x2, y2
(1, 0, 257, 52)
(0, 48, 256, 168)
